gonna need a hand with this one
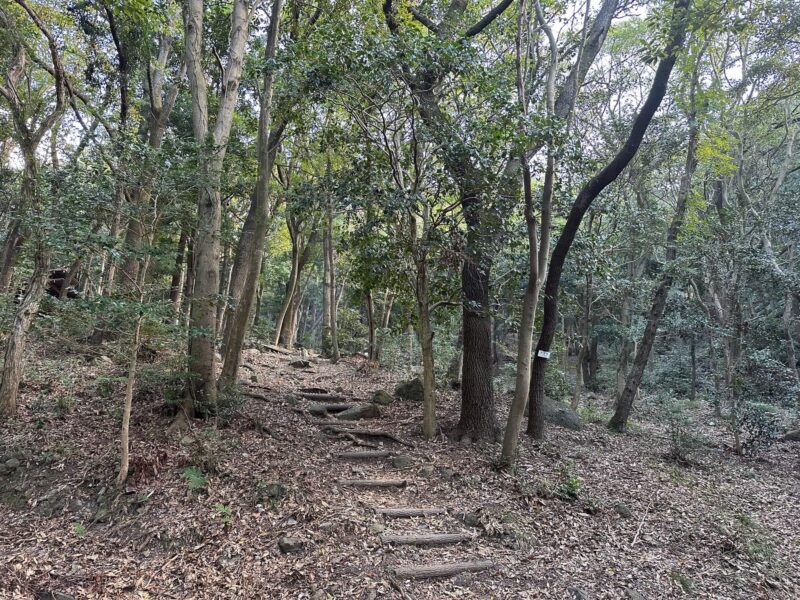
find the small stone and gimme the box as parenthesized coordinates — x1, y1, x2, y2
(369, 523, 385, 534)
(439, 467, 456, 479)
(625, 591, 646, 600)
(5, 458, 21, 469)
(568, 588, 589, 600)
(614, 502, 632, 518)
(420, 465, 435, 477)
(312, 591, 327, 600)
(391, 455, 413, 469)
(278, 536, 305, 553)
(266, 483, 287, 500)
(93, 508, 110, 523)
(179, 436, 195, 447)
(461, 512, 481, 527)
(371, 390, 394, 405)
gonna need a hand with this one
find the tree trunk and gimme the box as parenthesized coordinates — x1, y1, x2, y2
(322, 205, 334, 358)
(184, 0, 250, 415)
(117, 297, 144, 487)
(456, 236, 497, 440)
(366, 290, 377, 362)
(572, 272, 592, 410)
(0, 219, 23, 292)
(169, 228, 188, 315)
(446, 328, 463, 386)
(529, 4, 688, 439)
(783, 282, 800, 395)
(609, 56, 700, 431)
(416, 261, 436, 439)
(375, 289, 395, 363)
(689, 334, 697, 402)
(0, 249, 48, 417)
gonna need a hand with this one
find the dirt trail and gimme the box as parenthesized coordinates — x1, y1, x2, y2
(1, 346, 799, 598)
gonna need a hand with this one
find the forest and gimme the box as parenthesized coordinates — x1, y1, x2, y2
(0, 0, 799, 597)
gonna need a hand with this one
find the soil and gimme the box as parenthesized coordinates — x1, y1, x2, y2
(1, 345, 798, 599)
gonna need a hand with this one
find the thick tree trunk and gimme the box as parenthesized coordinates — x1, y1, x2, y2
(456, 240, 497, 440)
(0, 219, 23, 292)
(0, 249, 48, 417)
(184, 0, 249, 415)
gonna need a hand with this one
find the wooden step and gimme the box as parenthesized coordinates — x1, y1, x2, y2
(337, 479, 408, 488)
(334, 450, 392, 460)
(389, 560, 495, 580)
(375, 507, 446, 518)
(380, 533, 473, 546)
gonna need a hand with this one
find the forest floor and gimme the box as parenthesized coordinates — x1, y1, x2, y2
(1, 344, 799, 599)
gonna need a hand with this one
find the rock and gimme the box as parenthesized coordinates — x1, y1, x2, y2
(179, 436, 195, 447)
(391, 455, 413, 469)
(543, 398, 583, 431)
(371, 390, 394, 405)
(278, 536, 305, 553)
(614, 502, 633, 519)
(336, 404, 381, 420)
(781, 429, 800, 442)
(369, 523, 385, 534)
(311, 591, 327, 600)
(5, 458, 21, 469)
(394, 377, 424, 402)
(568, 588, 589, 600)
(266, 483, 287, 500)
(625, 591, 646, 600)
(439, 467, 456, 479)
(289, 360, 311, 369)
(461, 512, 481, 527)
(420, 465, 435, 477)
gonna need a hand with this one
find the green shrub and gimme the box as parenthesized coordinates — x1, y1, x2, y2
(182, 467, 207, 493)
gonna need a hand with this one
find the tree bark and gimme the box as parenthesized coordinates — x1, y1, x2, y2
(184, 0, 250, 415)
(529, 0, 689, 439)
(609, 47, 700, 430)
(366, 290, 377, 361)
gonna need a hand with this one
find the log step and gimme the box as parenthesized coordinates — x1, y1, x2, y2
(337, 479, 408, 488)
(375, 507, 447, 518)
(380, 533, 473, 546)
(389, 560, 495, 580)
(334, 450, 392, 460)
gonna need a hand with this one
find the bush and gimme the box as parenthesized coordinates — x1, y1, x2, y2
(545, 369, 571, 403)
(666, 400, 706, 462)
(737, 402, 780, 455)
